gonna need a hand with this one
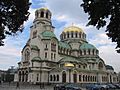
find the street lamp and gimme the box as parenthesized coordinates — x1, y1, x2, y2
(64, 63, 74, 83)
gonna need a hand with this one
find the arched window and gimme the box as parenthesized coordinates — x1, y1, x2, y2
(79, 33, 81, 38)
(50, 75, 52, 81)
(79, 75, 81, 81)
(84, 50, 86, 55)
(71, 31, 73, 38)
(88, 49, 91, 55)
(96, 50, 99, 55)
(46, 12, 48, 18)
(22, 71, 24, 82)
(53, 75, 56, 81)
(25, 49, 30, 61)
(98, 62, 103, 70)
(85, 75, 87, 82)
(19, 71, 21, 82)
(37, 74, 39, 81)
(57, 75, 59, 81)
(75, 32, 78, 38)
(83, 75, 85, 81)
(80, 50, 82, 55)
(33, 31, 37, 39)
(67, 32, 69, 38)
(41, 11, 44, 17)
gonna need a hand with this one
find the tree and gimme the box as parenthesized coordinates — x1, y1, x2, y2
(81, 0, 120, 53)
(0, 0, 31, 46)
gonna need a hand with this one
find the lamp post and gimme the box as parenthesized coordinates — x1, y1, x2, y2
(64, 63, 74, 83)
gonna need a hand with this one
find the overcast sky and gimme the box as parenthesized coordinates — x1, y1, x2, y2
(0, 0, 120, 72)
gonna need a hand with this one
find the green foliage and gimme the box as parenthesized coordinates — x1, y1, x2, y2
(0, 0, 31, 46)
(81, 0, 120, 53)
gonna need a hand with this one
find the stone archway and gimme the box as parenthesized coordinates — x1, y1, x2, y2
(62, 71, 66, 83)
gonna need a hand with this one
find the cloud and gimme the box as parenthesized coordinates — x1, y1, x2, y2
(0, 45, 21, 70)
(99, 45, 120, 72)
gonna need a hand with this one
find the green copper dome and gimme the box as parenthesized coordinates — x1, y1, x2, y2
(59, 41, 71, 49)
(80, 43, 96, 50)
(41, 31, 56, 38)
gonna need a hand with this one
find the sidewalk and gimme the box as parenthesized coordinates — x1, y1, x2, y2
(0, 82, 54, 90)
(0, 82, 87, 90)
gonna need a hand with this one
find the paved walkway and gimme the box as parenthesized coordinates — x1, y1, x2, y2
(0, 83, 54, 90)
(0, 82, 87, 90)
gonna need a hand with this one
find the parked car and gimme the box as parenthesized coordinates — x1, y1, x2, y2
(54, 84, 66, 90)
(54, 83, 82, 90)
(107, 84, 116, 89)
(86, 84, 109, 90)
(65, 83, 82, 90)
(113, 83, 120, 89)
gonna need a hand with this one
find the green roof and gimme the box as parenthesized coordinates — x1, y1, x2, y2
(41, 31, 56, 38)
(59, 41, 71, 49)
(31, 57, 41, 62)
(59, 57, 78, 63)
(80, 43, 96, 50)
(31, 45, 39, 51)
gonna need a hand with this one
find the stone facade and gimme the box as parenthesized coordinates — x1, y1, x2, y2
(17, 8, 118, 84)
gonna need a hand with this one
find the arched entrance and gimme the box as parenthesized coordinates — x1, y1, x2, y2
(73, 71, 77, 83)
(62, 71, 66, 83)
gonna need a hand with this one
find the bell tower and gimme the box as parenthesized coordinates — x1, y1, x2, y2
(33, 7, 52, 25)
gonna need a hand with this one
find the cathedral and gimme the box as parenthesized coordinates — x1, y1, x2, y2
(16, 8, 118, 84)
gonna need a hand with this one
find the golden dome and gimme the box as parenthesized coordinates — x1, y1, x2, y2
(37, 7, 49, 11)
(63, 26, 83, 33)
